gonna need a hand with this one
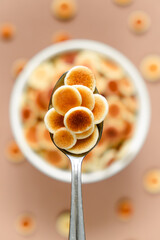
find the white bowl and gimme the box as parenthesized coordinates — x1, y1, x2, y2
(10, 39, 151, 183)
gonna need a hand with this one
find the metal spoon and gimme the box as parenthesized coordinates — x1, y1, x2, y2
(48, 72, 103, 240)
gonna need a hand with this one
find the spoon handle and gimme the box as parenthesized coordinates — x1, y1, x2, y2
(69, 159, 86, 240)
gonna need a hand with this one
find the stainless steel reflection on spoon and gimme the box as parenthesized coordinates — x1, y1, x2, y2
(48, 72, 103, 240)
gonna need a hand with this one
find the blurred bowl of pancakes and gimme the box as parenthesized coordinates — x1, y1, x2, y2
(10, 40, 150, 183)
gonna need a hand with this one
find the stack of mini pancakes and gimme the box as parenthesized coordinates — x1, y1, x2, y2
(45, 66, 108, 154)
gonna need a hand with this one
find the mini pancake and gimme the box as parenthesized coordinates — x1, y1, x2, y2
(52, 31, 71, 43)
(56, 211, 70, 237)
(54, 127, 77, 150)
(96, 77, 107, 94)
(67, 125, 99, 154)
(51, 0, 77, 21)
(143, 169, 160, 194)
(43, 148, 69, 168)
(140, 55, 160, 82)
(36, 122, 54, 150)
(34, 88, 52, 117)
(122, 121, 134, 139)
(122, 96, 139, 113)
(44, 108, 64, 134)
(28, 62, 55, 90)
(0, 23, 16, 40)
(5, 140, 25, 163)
(74, 85, 95, 110)
(116, 198, 133, 221)
(11, 58, 27, 78)
(92, 94, 108, 124)
(64, 106, 94, 133)
(24, 124, 40, 151)
(61, 51, 77, 64)
(128, 11, 151, 34)
(106, 79, 119, 95)
(100, 59, 124, 79)
(52, 85, 82, 115)
(118, 78, 135, 96)
(76, 125, 95, 139)
(99, 149, 117, 169)
(21, 105, 36, 126)
(113, 0, 132, 6)
(15, 213, 36, 236)
(64, 66, 96, 92)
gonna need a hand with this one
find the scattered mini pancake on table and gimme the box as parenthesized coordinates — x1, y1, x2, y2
(128, 11, 151, 34)
(140, 55, 160, 82)
(143, 169, 160, 194)
(5, 140, 25, 163)
(0, 22, 16, 40)
(51, 0, 77, 21)
(113, 0, 132, 6)
(15, 213, 36, 236)
(116, 197, 133, 221)
(56, 210, 70, 237)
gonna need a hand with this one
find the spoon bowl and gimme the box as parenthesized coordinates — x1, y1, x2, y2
(48, 72, 104, 240)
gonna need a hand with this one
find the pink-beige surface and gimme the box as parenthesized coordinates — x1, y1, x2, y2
(0, 0, 160, 239)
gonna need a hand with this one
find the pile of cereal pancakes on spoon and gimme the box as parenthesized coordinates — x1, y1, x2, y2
(45, 66, 108, 154)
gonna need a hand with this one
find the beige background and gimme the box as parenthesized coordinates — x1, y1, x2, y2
(0, 0, 160, 239)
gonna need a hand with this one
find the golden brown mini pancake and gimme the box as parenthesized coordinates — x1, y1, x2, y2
(64, 66, 96, 92)
(52, 85, 82, 115)
(54, 127, 76, 150)
(67, 126, 99, 154)
(92, 94, 108, 124)
(140, 55, 160, 82)
(5, 140, 25, 163)
(52, 30, 71, 43)
(76, 125, 95, 139)
(44, 108, 64, 134)
(64, 106, 94, 133)
(56, 211, 70, 237)
(74, 85, 95, 110)
(24, 124, 40, 151)
(116, 198, 133, 221)
(128, 11, 151, 34)
(0, 23, 16, 40)
(15, 213, 36, 236)
(43, 148, 69, 168)
(143, 169, 160, 194)
(36, 122, 54, 150)
(51, 0, 77, 21)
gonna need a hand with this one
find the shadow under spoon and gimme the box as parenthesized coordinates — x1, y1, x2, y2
(48, 72, 103, 240)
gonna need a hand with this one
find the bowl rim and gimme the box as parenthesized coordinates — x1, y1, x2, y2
(9, 39, 151, 183)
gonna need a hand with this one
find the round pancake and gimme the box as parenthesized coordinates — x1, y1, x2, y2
(54, 127, 77, 150)
(76, 125, 95, 139)
(52, 85, 82, 115)
(44, 108, 64, 134)
(92, 94, 109, 124)
(67, 125, 99, 154)
(64, 66, 96, 92)
(64, 106, 94, 133)
(74, 85, 95, 110)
